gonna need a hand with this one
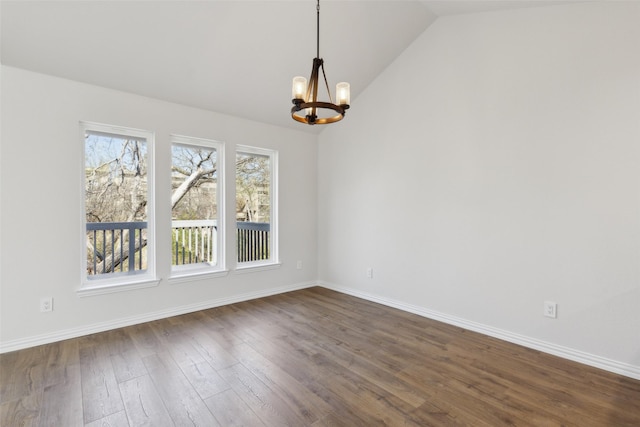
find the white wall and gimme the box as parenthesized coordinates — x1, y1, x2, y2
(318, 2, 640, 377)
(0, 66, 318, 349)
(2, 2, 639, 381)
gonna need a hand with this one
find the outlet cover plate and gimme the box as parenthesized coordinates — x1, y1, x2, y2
(40, 297, 53, 312)
(544, 301, 557, 318)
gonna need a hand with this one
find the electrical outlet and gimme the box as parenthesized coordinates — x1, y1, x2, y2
(296, 260, 303, 269)
(543, 301, 557, 318)
(366, 268, 373, 279)
(40, 297, 53, 312)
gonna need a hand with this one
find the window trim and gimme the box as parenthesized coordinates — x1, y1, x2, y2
(169, 134, 226, 279)
(235, 145, 279, 270)
(79, 121, 157, 294)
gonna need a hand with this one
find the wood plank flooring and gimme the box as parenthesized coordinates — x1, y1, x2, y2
(1, 287, 639, 426)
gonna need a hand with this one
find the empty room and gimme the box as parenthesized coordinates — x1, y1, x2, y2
(1, 0, 639, 425)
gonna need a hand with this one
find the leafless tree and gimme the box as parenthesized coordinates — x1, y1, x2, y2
(236, 153, 270, 223)
(86, 138, 270, 274)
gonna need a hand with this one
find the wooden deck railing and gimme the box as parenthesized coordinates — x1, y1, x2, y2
(87, 220, 270, 276)
(236, 221, 270, 263)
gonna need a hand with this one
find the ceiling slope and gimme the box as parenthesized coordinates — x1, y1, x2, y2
(1, 0, 580, 133)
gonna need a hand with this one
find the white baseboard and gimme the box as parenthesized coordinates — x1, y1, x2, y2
(0, 281, 316, 354)
(4, 280, 638, 381)
(318, 281, 640, 381)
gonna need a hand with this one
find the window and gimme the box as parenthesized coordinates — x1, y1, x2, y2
(171, 135, 224, 276)
(81, 122, 157, 292)
(236, 146, 278, 267)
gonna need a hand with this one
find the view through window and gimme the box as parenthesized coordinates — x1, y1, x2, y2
(83, 123, 278, 288)
(83, 125, 153, 281)
(236, 147, 277, 265)
(171, 136, 223, 273)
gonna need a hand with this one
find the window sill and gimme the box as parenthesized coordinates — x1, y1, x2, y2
(168, 268, 229, 285)
(234, 261, 282, 274)
(77, 277, 161, 297)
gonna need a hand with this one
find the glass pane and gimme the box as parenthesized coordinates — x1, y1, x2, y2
(236, 151, 271, 263)
(171, 144, 218, 268)
(85, 132, 148, 276)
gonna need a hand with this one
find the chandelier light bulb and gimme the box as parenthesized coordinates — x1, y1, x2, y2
(292, 76, 307, 100)
(336, 82, 350, 106)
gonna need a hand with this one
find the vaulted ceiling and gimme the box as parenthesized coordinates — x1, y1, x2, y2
(1, 1, 576, 133)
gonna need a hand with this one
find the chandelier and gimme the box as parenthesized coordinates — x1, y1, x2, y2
(291, 0, 350, 125)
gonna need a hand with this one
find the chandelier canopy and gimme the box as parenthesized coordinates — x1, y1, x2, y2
(291, 0, 350, 125)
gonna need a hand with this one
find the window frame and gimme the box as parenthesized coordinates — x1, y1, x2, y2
(235, 145, 279, 270)
(169, 135, 226, 281)
(79, 121, 158, 296)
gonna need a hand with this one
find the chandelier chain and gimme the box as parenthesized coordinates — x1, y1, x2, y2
(316, 0, 320, 59)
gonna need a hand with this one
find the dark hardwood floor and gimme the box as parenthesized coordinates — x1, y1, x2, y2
(1, 287, 639, 426)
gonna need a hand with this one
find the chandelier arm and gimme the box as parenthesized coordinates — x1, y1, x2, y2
(320, 61, 334, 105)
(309, 58, 323, 117)
(305, 59, 317, 102)
(311, 62, 320, 117)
